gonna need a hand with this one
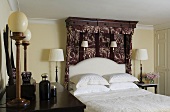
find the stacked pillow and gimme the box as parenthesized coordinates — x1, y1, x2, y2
(102, 73, 139, 90)
(70, 73, 110, 95)
(70, 73, 139, 95)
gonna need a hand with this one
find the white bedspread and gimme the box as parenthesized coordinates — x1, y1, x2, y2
(75, 88, 170, 112)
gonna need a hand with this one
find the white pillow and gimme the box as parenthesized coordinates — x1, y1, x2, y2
(110, 82, 139, 90)
(103, 73, 139, 83)
(70, 73, 109, 88)
(74, 85, 110, 95)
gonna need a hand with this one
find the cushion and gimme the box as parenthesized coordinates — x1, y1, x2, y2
(103, 73, 139, 83)
(73, 85, 110, 95)
(109, 82, 139, 90)
(70, 73, 109, 88)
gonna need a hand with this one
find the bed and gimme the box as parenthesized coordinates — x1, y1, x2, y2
(69, 57, 170, 112)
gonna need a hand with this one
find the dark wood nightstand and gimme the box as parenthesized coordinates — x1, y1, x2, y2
(0, 82, 86, 112)
(135, 83, 158, 94)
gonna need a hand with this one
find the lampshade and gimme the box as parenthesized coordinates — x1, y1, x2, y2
(136, 49, 148, 60)
(81, 41, 88, 47)
(110, 41, 117, 47)
(23, 29, 31, 41)
(49, 49, 64, 61)
(8, 11, 28, 32)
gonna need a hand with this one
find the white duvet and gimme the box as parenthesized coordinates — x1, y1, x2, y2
(75, 88, 170, 112)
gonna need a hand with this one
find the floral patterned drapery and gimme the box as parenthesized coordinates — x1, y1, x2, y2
(65, 17, 138, 89)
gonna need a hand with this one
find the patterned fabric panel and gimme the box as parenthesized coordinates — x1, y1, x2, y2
(99, 33, 110, 48)
(84, 48, 96, 60)
(114, 34, 125, 64)
(83, 32, 95, 48)
(67, 47, 79, 65)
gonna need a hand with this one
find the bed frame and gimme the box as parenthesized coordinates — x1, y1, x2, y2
(69, 57, 125, 78)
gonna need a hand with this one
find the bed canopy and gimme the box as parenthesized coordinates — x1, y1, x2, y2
(65, 17, 138, 88)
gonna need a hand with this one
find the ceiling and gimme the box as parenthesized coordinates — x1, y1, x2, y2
(7, 0, 170, 26)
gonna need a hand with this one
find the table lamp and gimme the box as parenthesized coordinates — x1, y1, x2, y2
(7, 11, 30, 107)
(136, 49, 148, 84)
(49, 49, 64, 82)
(21, 29, 32, 83)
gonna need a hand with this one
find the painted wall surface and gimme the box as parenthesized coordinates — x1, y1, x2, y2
(0, 0, 11, 92)
(26, 21, 154, 88)
(132, 29, 154, 78)
(132, 28, 154, 92)
(22, 19, 67, 84)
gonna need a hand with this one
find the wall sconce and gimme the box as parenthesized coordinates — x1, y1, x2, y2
(81, 41, 88, 51)
(7, 11, 30, 107)
(110, 41, 117, 50)
(49, 49, 64, 82)
(135, 49, 148, 84)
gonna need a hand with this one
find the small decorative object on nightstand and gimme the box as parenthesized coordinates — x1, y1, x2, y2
(135, 83, 158, 94)
(39, 73, 51, 101)
(145, 72, 159, 84)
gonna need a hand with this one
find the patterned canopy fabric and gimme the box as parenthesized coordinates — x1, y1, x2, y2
(64, 17, 138, 89)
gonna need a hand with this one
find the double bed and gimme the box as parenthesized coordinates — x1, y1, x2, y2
(69, 57, 170, 112)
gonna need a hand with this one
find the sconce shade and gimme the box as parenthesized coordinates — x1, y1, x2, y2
(110, 41, 117, 47)
(81, 41, 88, 47)
(136, 49, 148, 60)
(23, 29, 31, 41)
(49, 49, 64, 62)
(8, 11, 28, 32)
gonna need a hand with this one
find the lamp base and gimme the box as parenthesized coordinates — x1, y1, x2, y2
(7, 98, 30, 107)
(138, 81, 144, 84)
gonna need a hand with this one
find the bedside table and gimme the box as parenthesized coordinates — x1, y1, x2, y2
(0, 82, 86, 112)
(136, 83, 158, 94)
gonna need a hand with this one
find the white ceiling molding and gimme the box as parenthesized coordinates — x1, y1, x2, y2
(7, 0, 19, 11)
(154, 23, 170, 30)
(28, 18, 153, 30)
(28, 18, 58, 24)
(136, 24, 154, 30)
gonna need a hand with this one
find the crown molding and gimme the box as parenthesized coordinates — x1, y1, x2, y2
(29, 19, 154, 30)
(28, 18, 58, 24)
(136, 24, 154, 30)
(154, 23, 170, 30)
(7, 0, 18, 11)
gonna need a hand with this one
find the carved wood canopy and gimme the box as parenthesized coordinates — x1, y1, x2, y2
(64, 17, 138, 88)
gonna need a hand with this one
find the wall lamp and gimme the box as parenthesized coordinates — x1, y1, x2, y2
(81, 41, 88, 51)
(110, 41, 117, 51)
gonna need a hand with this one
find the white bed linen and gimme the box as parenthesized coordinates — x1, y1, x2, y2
(75, 88, 170, 112)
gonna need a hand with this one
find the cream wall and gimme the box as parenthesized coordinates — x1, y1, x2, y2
(23, 19, 67, 84)
(132, 28, 154, 92)
(26, 22, 154, 87)
(132, 28, 154, 78)
(0, 0, 11, 92)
